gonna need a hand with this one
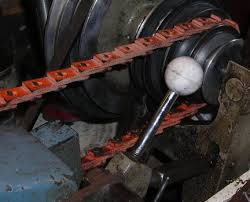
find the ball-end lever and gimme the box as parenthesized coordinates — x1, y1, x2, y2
(131, 56, 204, 160)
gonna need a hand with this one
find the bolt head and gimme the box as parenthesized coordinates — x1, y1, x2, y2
(225, 78, 244, 102)
(165, 56, 204, 96)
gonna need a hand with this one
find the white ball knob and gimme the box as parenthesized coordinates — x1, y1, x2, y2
(165, 56, 204, 96)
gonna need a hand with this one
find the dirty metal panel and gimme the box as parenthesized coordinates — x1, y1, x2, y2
(32, 122, 83, 186)
(0, 127, 77, 202)
(187, 61, 250, 201)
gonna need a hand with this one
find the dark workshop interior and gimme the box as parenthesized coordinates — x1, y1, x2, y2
(0, 0, 250, 201)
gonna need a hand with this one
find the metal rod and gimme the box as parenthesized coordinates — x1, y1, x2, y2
(153, 176, 170, 202)
(131, 91, 179, 160)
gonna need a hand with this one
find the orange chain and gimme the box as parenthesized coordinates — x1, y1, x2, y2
(0, 15, 239, 112)
(82, 103, 206, 171)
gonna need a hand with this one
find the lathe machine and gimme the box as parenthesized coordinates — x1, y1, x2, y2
(0, 0, 249, 201)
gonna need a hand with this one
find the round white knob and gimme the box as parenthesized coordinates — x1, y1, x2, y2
(164, 56, 204, 96)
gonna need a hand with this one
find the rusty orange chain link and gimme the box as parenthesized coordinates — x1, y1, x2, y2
(82, 103, 207, 171)
(0, 15, 239, 112)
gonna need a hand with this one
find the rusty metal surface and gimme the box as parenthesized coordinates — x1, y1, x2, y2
(0, 15, 239, 112)
(63, 168, 143, 202)
(65, 169, 119, 202)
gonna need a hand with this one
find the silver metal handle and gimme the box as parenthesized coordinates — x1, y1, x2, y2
(131, 91, 179, 160)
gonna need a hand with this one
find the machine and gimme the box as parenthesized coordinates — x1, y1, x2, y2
(0, 0, 249, 201)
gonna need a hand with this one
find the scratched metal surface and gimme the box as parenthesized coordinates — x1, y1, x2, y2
(0, 127, 77, 202)
(32, 121, 79, 148)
